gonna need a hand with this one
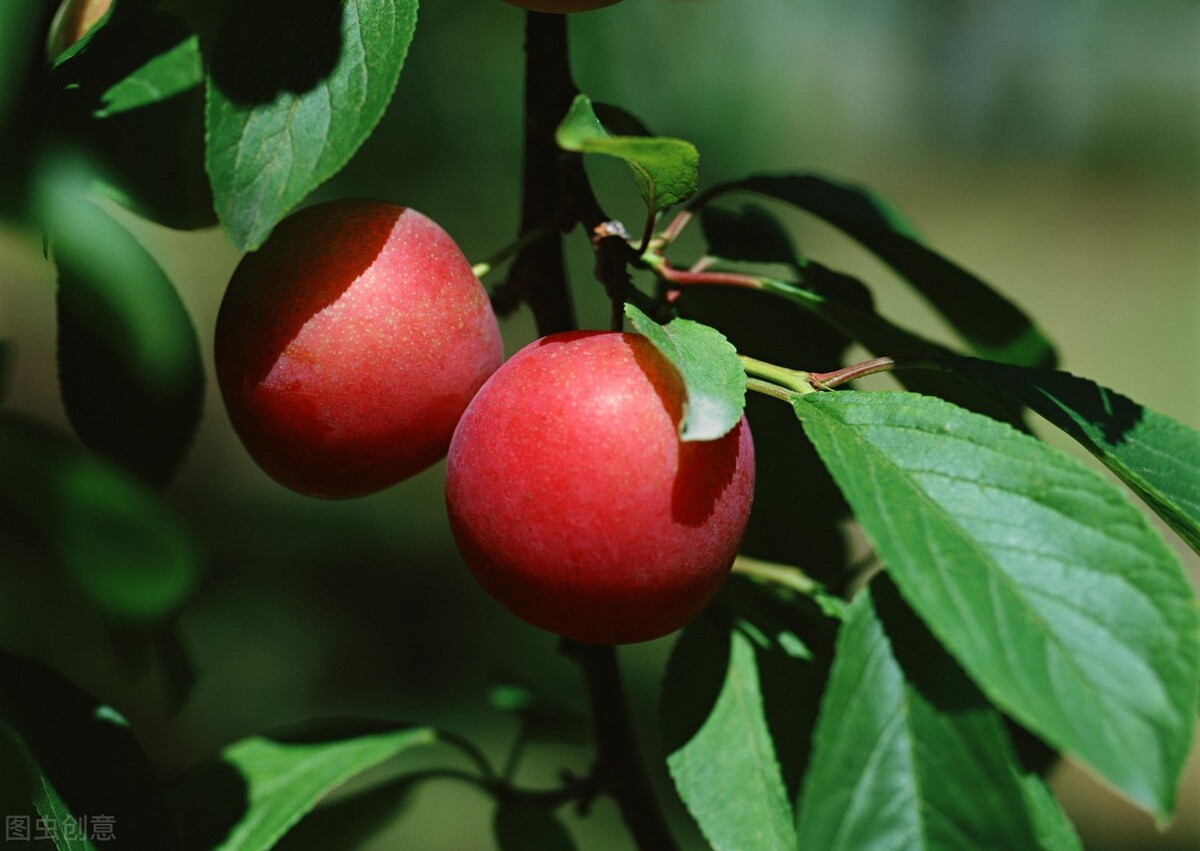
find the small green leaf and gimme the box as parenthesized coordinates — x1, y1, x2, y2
(0, 412, 199, 621)
(493, 800, 576, 851)
(797, 580, 1046, 850)
(695, 174, 1056, 368)
(662, 616, 797, 850)
(700, 204, 803, 268)
(557, 94, 699, 214)
(97, 34, 202, 117)
(172, 721, 436, 851)
(795, 390, 1200, 820)
(39, 172, 204, 487)
(625, 303, 745, 441)
(937, 356, 1200, 555)
(1019, 772, 1083, 851)
(205, 0, 418, 249)
(0, 651, 177, 849)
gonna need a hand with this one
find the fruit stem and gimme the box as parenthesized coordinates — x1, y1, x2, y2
(808, 356, 899, 389)
(740, 355, 817, 396)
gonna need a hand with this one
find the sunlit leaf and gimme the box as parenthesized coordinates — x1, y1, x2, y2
(935, 356, 1200, 555)
(797, 580, 1046, 850)
(625, 302, 745, 441)
(795, 390, 1199, 819)
(205, 0, 418, 249)
(557, 94, 699, 213)
(662, 616, 797, 850)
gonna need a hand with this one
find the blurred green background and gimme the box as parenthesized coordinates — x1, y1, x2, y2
(1, 0, 1198, 847)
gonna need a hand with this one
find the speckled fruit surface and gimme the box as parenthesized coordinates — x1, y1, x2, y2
(445, 331, 755, 644)
(502, 0, 622, 13)
(215, 200, 503, 498)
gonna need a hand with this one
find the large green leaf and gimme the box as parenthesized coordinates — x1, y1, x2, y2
(662, 615, 796, 850)
(694, 174, 1055, 368)
(0, 651, 177, 849)
(557, 94, 699, 214)
(40, 180, 204, 487)
(0, 412, 199, 621)
(205, 0, 418, 249)
(171, 721, 435, 851)
(625, 302, 745, 441)
(934, 356, 1200, 555)
(796, 579, 1050, 850)
(795, 390, 1199, 820)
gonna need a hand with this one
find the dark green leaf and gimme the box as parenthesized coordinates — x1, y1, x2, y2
(493, 800, 576, 851)
(761, 269, 1030, 430)
(797, 580, 1045, 850)
(1019, 773, 1083, 851)
(0, 724, 97, 851)
(625, 302, 745, 441)
(171, 721, 435, 851)
(0, 651, 177, 849)
(38, 177, 204, 487)
(557, 94, 699, 214)
(795, 390, 1199, 819)
(591, 102, 654, 137)
(487, 682, 590, 745)
(0, 412, 199, 621)
(700, 204, 803, 268)
(935, 356, 1200, 555)
(0, 338, 12, 400)
(0, 2, 38, 125)
(205, 0, 418, 249)
(662, 615, 796, 850)
(695, 174, 1056, 368)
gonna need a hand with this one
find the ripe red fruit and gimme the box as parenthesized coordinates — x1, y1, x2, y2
(445, 331, 755, 644)
(215, 200, 503, 498)
(502, 0, 622, 12)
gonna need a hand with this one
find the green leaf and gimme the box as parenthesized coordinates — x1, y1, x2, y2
(0, 1, 38, 130)
(487, 681, 590, 745)
(171, 721, 436, 851)
(0, 651, 177, 849)
(935, 356, 1200, 555)
(557, 94, 699, 214)
(700, 204, 803, 268)
(662, 616, 797, 850)
(1019, 773, 1083, 851)
(205, 0, 418, 249)
(797, 579, 1046, 850)
(39, 175, 204, 487)
(695, 174, 1056, 368)
(0, 412, 199, 621)
(625, 303, 745, 441)
(0, 338, 12, 400)
(97, 34, 202, 117)
(493, 800, 576, 851)
(795, 390, 1200, 820)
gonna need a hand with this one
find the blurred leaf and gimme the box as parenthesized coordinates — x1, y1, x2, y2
(96, 34, 202, 117)
(0, 724, 98, 851)
(493, 800, 576, 851)
(0, 338, 12, 400)
(38, 174, 204, 486)
(557, 94, 699, 214)
(797, 580, 1045, 850)
(695, 174, 1056, 368)
(488, 682, 590, 746)
(795, 390, 1200, 820)
(0, 412, 200, 621)
(0, 651, 177, 849)
(0, 1, 40, 130)
(205, 0, 417, 249)
(936, 356, 1200, 555)
(625, 302, 745, 441)
(662, 616, 797, 850)
(591, 101, 653, 137)
(700, 204, 803, 268)
(171, 721, 435, 851)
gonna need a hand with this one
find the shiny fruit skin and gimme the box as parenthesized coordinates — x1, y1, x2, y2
(216, 200, 503, 498)
(502, 0, 622, 12)
(445, 331, 755, 644)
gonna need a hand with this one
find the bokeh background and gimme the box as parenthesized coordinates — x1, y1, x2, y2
(1, 0, 1198, 847)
